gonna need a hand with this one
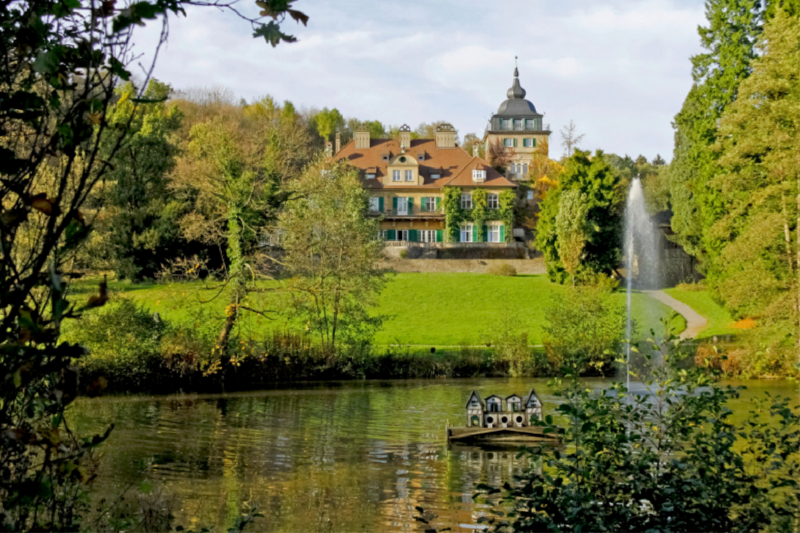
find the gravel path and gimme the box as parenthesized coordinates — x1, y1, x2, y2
(644, 290, 708, 340)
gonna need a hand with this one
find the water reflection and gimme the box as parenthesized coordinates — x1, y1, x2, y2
(67, 378, 797, 532)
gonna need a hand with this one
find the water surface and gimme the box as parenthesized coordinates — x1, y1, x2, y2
(69, 378, 798, 532)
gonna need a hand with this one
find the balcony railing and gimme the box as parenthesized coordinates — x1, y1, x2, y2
(369, 208, 443, 218)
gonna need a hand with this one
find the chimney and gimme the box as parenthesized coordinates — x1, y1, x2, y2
(472, 140, 481, 158)
(435, 123, 456, 148)
(354, 130, 370, 150)
(335, 132, 341, 154)
(399, 124, 411, 150)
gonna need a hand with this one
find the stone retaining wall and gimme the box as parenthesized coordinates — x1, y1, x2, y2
(381, 257, 546, 274)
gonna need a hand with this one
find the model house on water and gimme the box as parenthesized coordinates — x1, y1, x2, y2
(465, 390, 543, 428)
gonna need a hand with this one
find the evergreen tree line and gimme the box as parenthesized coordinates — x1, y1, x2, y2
(663, 1, 800, 374)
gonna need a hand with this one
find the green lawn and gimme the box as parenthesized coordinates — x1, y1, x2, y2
(663, 287, 738, 338)
(68, 273, 685, 346)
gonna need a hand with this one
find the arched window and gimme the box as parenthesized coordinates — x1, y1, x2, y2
(523, 163, 528, 175)
(471, 415, 480, 427)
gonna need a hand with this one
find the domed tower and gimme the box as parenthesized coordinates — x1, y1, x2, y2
(483, 62, 551, 180)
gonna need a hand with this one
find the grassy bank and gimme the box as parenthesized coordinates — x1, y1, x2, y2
(664, 286, 738, 338)
(68, 273, 684, 346)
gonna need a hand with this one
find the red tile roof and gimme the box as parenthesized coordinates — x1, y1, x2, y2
(334, 138, 515, 189)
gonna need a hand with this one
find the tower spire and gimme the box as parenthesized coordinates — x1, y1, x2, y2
(507, 58, 526, 99)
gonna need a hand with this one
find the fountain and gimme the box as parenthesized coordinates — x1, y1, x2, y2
(623, 176, 660, 391)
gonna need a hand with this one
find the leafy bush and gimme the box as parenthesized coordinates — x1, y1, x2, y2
(65, 299, 166, 386)
(542, 283, 626, 375)
(472, 339, 800, 533)
(399, 249, 408, 259)
(488, 263, 517, 276)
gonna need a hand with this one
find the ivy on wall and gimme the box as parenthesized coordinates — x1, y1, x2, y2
(443, 186, 465, 242)
(471, 189, 488, 241)
(499, 190, 516, 242)
(444, 187, 517, 242)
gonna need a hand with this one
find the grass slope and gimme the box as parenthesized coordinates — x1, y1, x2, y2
(71, 273, 684, 346)
(663, 287, 738, 338)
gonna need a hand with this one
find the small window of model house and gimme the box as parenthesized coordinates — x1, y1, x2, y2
(392, 170, 401, 182)
(405, 170, 413, 182)
(461, 193, 473, 209)
(487, 193, 498, 209)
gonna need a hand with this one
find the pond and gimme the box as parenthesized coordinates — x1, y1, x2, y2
(68, 378, 798, 532)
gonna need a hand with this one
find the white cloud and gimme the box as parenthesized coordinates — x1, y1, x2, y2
(130, 0, 707, 159)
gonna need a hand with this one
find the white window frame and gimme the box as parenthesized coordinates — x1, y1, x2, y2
(525, 119, 534, 130)
(396, 230, 407, 241)
(424, 197, 437, 212)
(404, 169, 413, 182)
(487, 224, 500, 243)
(460, 223, 473, 242)
(397, 197, 408, 215)
(460, 193, 472, 209)
(430, 173, 441, 180)
(523, 138, 533, 148)
(515, 119, 523, 131)
(369, 197, 380, 211)
(504, 138, 514, 148)
(420, 230, 437, 243)
(366, 173, 376, 180)
(392, 170, 401, 182)
(523, 163, 528, 175)
(487, 194, 498, 210)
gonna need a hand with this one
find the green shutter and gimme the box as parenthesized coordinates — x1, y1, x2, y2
(392, 197, 398, 212)
(483, 225, 488, 242)
(378, 197, 384, 212)
(533, 138, 537, 147)
(500, 225, 506, 242)
(472, 225, 478, 243)
(407, 197, 413, 214)
(409, 229, 418, 242)
(513, 138, 518, 148)
(436, 229, 443, 242)
(435, 197, 441, 211)
(387, 229, 396, 240)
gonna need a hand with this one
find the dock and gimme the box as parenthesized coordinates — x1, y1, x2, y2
(447, 425, 561, 444)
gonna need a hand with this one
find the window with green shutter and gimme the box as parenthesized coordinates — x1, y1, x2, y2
(513, 138, 518, 148)
(500, 225, 506, 242)
(409, 229, 418, 242)
(407, 197, 413, 214)
(435, 197, 441, 211)
(436, 229, 443, 242)
(378, 197, 384, 212)
(392, 197, 398, 212)
(386, 229, 396, 241)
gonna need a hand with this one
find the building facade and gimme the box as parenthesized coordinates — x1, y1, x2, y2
(334, 124, 517, 243)
(483, 66, 551, 180)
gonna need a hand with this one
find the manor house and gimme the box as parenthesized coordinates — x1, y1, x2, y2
(333, 66, 547, 244)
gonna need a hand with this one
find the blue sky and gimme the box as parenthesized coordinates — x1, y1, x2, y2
(134, 0, 707, 160)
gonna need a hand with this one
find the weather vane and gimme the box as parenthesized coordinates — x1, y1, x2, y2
(515, 55, 518, 68)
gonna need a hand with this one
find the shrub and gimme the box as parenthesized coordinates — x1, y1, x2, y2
(542, 282, 626, 375)
(472, 340, 800, 533)
(488, 262, 517, 276)
(399, 249, 408, 259)
(64, 299, 167, 386)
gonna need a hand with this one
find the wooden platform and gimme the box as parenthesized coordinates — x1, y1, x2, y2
(447, 425, 562, 444)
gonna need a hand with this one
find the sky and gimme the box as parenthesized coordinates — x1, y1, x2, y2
(132, 0, 708, 161)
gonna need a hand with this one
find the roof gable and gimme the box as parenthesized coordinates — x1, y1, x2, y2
(465, 390, 483, 408)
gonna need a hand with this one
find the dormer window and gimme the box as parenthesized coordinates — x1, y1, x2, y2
(417, 153, 425, 161)
(525, 119, 535, 130)
(404, 170, 413, 182)
(399, 156, 407, 163)
(366, 173, 376, 180)
(430, 173, 441, 180)
(392, 170, 401, 182)
(472, 170, 486, 183)
(515, 119, 523, 130)
(382, 153, 389, 161)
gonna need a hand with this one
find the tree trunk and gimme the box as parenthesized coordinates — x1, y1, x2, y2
(796, 174, 800, 353)
(782, 194, 793, 273)
(217, 300, 238, 352)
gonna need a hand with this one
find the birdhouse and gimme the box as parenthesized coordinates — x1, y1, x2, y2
(524, 388, 543, 423)
(465, 390, 484, 427)
(506, 394, 526, 427)
(484, 395, 503, 427)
